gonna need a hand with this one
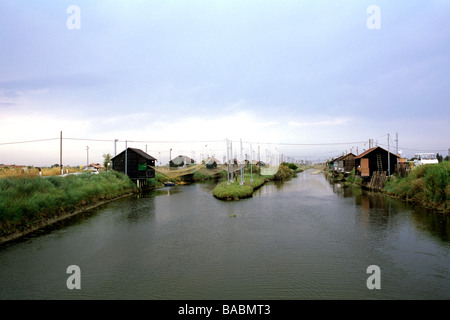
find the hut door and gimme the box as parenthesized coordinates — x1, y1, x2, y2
(361, 158, 370, 177)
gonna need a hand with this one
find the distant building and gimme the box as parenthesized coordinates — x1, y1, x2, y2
(170, 155, 195, 168)
(87, 163, 104, 171)
(204, 157, 220, 169)
(111, 148, 157, 181)
(333, 153, 356, 173)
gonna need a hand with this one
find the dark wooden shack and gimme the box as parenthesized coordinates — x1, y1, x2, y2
(111, 148, 157, 181)
(355, 146, 399, 178)
(333, 153, 356, 173)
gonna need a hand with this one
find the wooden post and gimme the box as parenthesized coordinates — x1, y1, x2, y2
(388, 134, 390, 177)
(60, 131, 63, 175)
(125, 141, 128, 176)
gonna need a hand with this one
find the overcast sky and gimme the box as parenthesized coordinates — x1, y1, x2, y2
(1, 0, 449, 166)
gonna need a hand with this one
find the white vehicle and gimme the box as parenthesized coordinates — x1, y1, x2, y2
(413, 153, 439, 166)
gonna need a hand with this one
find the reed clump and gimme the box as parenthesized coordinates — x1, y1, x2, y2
(212, 174, 265, 200)
(384, 162, 449, 213)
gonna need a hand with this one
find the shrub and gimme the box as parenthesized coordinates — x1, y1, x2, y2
(384, 162, 449, 209)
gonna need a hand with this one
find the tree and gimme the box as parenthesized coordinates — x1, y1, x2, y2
(436, 153, 443, 163)
(103, 153, 112, 171)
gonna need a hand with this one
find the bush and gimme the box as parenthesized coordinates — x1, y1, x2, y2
(384, 162, 449, 210)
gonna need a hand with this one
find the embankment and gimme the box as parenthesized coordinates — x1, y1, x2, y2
(383, 162, 449, 213)
(341, 162, 449, 214)
(0, 171, 137, 244)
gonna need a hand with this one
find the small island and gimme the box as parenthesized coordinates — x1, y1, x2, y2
(212, 163, 302, 200)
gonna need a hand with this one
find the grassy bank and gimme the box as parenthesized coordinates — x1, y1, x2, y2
(383, 162, 449, 213)
(213, 163, 302, 200)
(0, 171, 137, 238)
(212, 174, 266, 200)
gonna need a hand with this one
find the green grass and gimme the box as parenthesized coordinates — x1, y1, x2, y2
(0, 171, 137, 236)
(384, 162, 449, 212)
(147, 172, 167, 187)
(212, 174, 265, 200)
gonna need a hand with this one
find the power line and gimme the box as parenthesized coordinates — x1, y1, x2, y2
(118, 139, 224, 144)
(243, 141, 367, 146)
(377, 142, 447, 152)
(0, 138, 59, 146)
(63, 137, 114, 142)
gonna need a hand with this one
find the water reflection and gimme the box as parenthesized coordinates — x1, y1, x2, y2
(326, 175, 450, 243)
(121, 195, 156, 224)
(411, 208, 450, 242)
(0, 171, 448, 299)
(147, 186, 181, 197)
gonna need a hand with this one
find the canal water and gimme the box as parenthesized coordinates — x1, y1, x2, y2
(0, 169, 449, 299)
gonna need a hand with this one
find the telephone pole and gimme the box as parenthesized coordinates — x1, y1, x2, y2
(86, 146, 89, 167)
(387, 133, 390, 177)
(240, 139, 244, 185)
(125, 141, 128, 176)
(60, 131, 63, 175)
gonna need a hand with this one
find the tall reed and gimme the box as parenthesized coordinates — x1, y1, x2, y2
(0, 171, 136, 236)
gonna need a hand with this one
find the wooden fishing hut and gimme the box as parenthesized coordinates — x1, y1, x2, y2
(333, 153, 356, 173)
(355, 146, 399, 178)
(111, 148, 157, 188)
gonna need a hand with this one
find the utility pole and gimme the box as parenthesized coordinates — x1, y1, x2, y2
(230, 141, 234, 182)
(86, 146, 89, 167)
(240, 139, 244, 185)
(226, 139, 230, 185)
(258, 145, 260, 165)
(387, 133, 390, 177)
(395, 132, 399, 166)
(250, 143, 253, 182)
(60, 131, 63, 175)
(114, 139, 118, 156)
(395, 133, 398, 155)
(125, 141, 128, 176)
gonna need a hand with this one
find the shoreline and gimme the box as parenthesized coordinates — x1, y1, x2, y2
(0, 191, 137, 245)
(327, 167, 449, 215)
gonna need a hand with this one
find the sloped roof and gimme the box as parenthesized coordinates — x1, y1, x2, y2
(333, 153, 356, 162)
(204, 157, 220, 164)
(356, 146, 399, 159)
(111, 148, 157, 161)
(172, 155, 195, 164)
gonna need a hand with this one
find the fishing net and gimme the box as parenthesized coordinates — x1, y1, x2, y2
(150, 163, 280, 179)
(260, 165, 280, 176)
(149, 164, 202, 179)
